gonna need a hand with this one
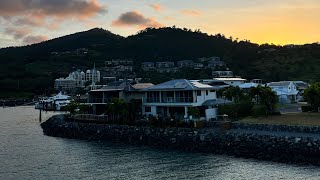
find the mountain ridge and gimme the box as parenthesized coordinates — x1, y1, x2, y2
(0, 27, 319, 97)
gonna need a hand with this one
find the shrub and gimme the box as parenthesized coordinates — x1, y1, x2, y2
(218, 101, 253, 120)
(195, 120, 207, 128)
(251, 105, 267, 117)
(301, 105, 314, 112)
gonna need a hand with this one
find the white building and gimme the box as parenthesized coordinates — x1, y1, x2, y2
(85, 67, 101, 83)
(267, 81, 299, 103)
(54, 78, 76, 92)
(142, 79, 228, 121)
(214, 77, 246, 86)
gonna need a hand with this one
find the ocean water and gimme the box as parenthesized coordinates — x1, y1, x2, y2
(1, 106, 320, 180)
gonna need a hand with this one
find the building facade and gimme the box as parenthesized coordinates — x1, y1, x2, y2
(142, 79, 222, 121)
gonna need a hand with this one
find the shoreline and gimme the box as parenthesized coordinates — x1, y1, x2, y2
(41, 115, 320, 166)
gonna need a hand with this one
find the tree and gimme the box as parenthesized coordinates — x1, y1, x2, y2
(304, 83, 320, 111)
(250, 85, 278, 113)
(220, 86, 243, 102)
(105, 98, 128, 124)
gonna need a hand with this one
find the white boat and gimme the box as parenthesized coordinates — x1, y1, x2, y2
(35, 92, 71, 111)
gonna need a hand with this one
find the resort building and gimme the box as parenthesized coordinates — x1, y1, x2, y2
(54, 78, 76, 92)
(141, 79, 227, 121)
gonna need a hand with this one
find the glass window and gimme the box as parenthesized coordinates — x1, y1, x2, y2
(145, 106, 151, 112)
(206, 90, 208, 95)
(197, 90, 201, 96)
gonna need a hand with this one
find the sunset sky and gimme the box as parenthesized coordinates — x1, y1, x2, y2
(0, 0, 319, 47)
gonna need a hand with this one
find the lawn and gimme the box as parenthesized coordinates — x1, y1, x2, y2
(237, 113, 320, 126)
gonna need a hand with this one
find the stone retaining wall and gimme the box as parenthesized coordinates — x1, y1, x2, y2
(232, 122, 320, 134)
(41, 115, 320, 165)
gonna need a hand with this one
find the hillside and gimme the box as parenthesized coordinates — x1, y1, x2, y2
(0, 27, 319, 98)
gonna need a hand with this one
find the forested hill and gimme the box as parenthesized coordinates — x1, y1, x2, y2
(0, 28, 123, 57)
(0, 27, 320, 98)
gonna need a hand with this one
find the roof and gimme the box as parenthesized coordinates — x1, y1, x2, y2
(90, 86, 124, 92)
(131, 83, 154, 90)
(268, 81, 292, 87)
(239, 83, 258, 89)
(145, 79, 214, 91)
(293, 81, 309, 88)
(215, 78, 246, 81)
(202, 98, 233, 106)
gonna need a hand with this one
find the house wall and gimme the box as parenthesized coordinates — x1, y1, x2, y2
(123, 92, 144, 103)
(142, 105, 157, 116)
(194, 90, 217, 106)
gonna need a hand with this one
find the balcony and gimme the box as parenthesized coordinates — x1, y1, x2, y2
(143, 97, 193, 103)
(88, 98, 114, 104)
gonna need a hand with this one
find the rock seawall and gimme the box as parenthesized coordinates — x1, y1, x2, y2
(41, 115, 320, 165)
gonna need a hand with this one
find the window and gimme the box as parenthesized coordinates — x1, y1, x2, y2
(210, 90, 216, 92)
(145, 106, 151, 113)
(197, 90, 201, 96)
(206, 90, 208, 95)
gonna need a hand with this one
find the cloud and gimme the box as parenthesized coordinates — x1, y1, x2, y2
(4, 26, 48, 45)
(181, 9, 202, 16)
(23, 35, 48, 45)
(0, 0, 106, 18)
(0, 0, 106, 29)
(112, 11, 163, 28)
(4, 27, 31, 39)
(149, 4, 163, 12)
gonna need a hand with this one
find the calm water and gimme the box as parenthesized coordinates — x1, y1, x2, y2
(1, 106, 320, 180)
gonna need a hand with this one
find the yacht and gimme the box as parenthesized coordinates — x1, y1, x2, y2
(35, 92, 71, 111)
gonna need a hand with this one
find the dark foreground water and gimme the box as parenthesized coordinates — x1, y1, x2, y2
(1, 106, 320, 180)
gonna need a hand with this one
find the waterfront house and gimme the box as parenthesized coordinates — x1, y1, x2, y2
(87, 82, 154, 114)
(293, 81, 309, 101)
(142, 79, 227, 121)
(267, 81, 299, 103)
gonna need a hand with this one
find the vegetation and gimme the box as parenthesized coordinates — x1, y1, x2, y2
(1, 26, 320, 97)
(65, 101, 90, 114)
(303, 83, 320, 112)
(238, 113, 320, 126)
(217, 85, 278, 119)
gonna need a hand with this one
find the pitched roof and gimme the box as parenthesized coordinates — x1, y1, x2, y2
(131, 83, 154, 90)
(268, 81, 291, 87)
(145, 79, 214, 91)
(293, 81, 309, 88)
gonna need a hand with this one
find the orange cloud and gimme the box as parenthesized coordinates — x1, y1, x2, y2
(5, 27, 31, 39)
(181, 9, 202, 16)
(149, 4, 163, 12)
(112, 11, 163, 28)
